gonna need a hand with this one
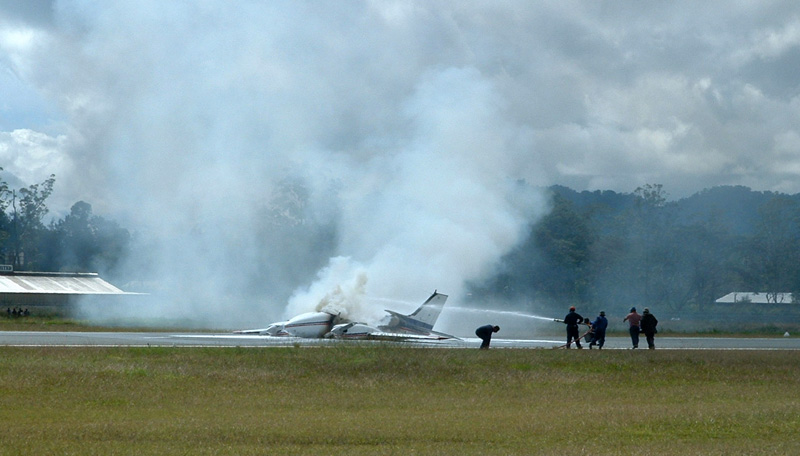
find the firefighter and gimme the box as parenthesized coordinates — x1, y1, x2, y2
(563, 306, 584, 349)
(640, 308, 659, 349)
(589, 311, 608, 349)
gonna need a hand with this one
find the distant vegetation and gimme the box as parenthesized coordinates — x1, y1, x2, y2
(468, 183, 800, 319)
(0, 170, 130, 278)
(3, 168, 800, 319)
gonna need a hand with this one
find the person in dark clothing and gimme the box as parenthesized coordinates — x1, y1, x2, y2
(640, 308, 658, 349)
(563, 306, 584, 349)
(475, 324, 500, 349)
(589, 311, 608, 349)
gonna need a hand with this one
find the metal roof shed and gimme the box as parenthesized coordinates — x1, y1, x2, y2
(716, 292, 796, 304)
(0, 271, 138, 310)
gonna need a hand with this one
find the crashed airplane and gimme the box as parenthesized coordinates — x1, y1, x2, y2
(236, 290, 454, 340)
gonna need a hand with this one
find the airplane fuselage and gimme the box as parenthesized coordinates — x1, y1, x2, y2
(279, 311, 335, 338)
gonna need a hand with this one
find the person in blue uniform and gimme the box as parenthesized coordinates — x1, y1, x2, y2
(588, 311, 608, 349)
(475, 324, 500, 349)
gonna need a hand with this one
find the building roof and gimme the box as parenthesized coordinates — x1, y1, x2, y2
(716, 292, 795, 304)
(0, 272, 134, 295)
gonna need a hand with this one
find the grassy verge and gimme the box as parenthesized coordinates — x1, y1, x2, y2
(0, 315, 92, 331)
(0, 316, 205, 333)
(0, 346, 798, 455)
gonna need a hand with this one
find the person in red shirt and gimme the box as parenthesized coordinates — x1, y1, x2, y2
(623, 307, 642, 349)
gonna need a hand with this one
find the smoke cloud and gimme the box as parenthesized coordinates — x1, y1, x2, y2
(5, 2, 800, 329)
(0, 2, 548, 328)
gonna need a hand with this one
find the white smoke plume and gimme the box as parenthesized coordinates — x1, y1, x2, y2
(284, 66, 548, 325)
(0, 2, 552, 328)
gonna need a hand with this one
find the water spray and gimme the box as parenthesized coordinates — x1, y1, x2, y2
(449, 307, 561, 323)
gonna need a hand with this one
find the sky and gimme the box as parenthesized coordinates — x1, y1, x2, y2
(1, 1, 800, 328)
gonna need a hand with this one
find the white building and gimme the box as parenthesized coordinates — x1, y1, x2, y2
(715, 292, 796, 304)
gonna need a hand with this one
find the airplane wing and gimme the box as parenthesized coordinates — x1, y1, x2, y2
(427, 329, 459, 340)
(232, 329, 288, 336)
(360, 331, 458, 342)
(232, 321, 287, 336)
(326, 322, 459, 341)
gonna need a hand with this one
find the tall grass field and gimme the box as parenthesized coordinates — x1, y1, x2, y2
(1, 346, 798, 455)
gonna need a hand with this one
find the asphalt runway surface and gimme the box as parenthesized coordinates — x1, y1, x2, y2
(1, 331, 800, 349)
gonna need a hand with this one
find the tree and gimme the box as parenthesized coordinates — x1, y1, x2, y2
(751, 196, 800, 300)
(50, 201, 131, 275)
(89, 214, 130, 276)
(529, 194, 596, 304)
(0, 167, 10, 212)
(630, 184, 675, 306)
(633, 183, 668, 209)
(0, 168, 11, 260)
(8, 174, 56, 269)
(58, 201, 98, 271)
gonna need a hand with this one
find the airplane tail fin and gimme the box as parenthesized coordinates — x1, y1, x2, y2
(382, 291, 448, 334)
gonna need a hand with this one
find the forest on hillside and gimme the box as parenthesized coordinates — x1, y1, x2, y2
(2, 169, 799, 318)
(468, 184, 800, 316)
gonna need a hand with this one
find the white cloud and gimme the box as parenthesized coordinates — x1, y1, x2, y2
(739, 19, 800, 61)
(0, 129, 71, 184)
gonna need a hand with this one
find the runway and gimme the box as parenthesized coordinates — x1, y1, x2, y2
(1, 331, 799, 349)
